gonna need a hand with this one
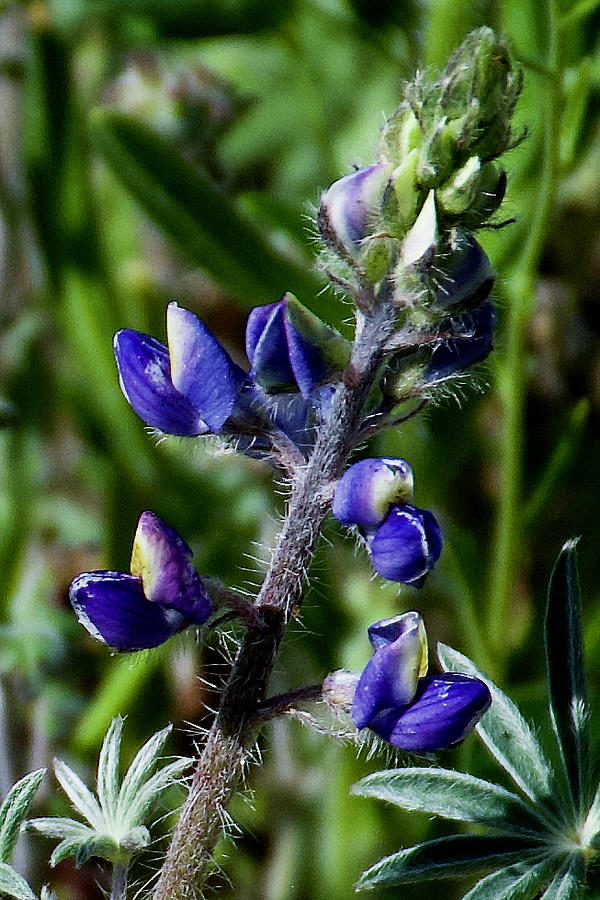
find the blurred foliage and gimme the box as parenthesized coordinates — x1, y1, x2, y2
(0, 0, 600, 897)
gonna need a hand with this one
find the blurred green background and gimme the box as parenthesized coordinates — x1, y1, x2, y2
(1, 0, 600, 896)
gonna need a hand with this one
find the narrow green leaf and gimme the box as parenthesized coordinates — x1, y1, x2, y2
(462, 856, 561, 899)
(437, 644, 558, 812)
(117, 724, 172, 820)
(96, 718, 123, 830)
(0, 862, 37, 900)
(26, 818, 93, 842)
(540, 854, 586, 899)
(125, 758, 191, 826)
(89, 110, 328, 315)
(352, 768, 546, 834)
(0, 769, 45, 863)
(545, 541, 590, 819)
(53, 760, 104, 832)
(356, 835, 545, 890)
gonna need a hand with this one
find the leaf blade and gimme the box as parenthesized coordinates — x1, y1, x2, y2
(437, 644, 558, 812)
(356, 835, 546, 891)
(0, 862, 37, 900)
(96, 717, 123, 830)
(352, 768, 545, 834)
(90, 110, 328, 315)
(545, 540, 590, 819)
(0, 769, 45, 863)
(462, 856, 562, 899)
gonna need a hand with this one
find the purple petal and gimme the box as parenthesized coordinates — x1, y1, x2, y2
(247, 302, 297, 393)
(245, 302, 280, 364)
(332, 458, 414, 528)
(366, 674, 491, 752)
(70, 571, 186, 651)
(426, 301, 497, 381)
(283, 312, 332, 399)
(167, 303, 247, 433)
(367, 611, 424, 651)
(368, 504, 443, 584)
(114, 330, 207, 436)
(131, 511, 212, 625)
(352, 612, 427, 729)
(319, 163, 390, 247)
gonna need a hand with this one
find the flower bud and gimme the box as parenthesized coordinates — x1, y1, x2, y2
(367, 504, 443, 585)
(401, 189, 438, 268)
(381, 149, 421, 239)
(332, 458, 414, 528)
(353, 611, 428, 729)
(317, 162, 391, 254)
(379, 104, 422, 167)
(431, 231, 494, 310)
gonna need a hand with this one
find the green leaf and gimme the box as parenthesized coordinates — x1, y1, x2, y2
(53, 760, 104, 832)
(89, 110, 327, 315)
(26, 817, 93, 842)
(356, 835, 546, 890)
(117, 723, 172, 820)
(352, 768, 547, 834)
(96, 717, 123, 830)
(437, 644, 558, 812)
(540, 855, 586, 899)
(0, 769, 45, 863)
(0, 862, 37, 900)
(545, 540, 590, 819)
(125, 758, 191, 826)
(462, 856, 562, 899)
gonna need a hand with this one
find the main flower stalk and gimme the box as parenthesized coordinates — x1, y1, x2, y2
(152, 294, 399, 899)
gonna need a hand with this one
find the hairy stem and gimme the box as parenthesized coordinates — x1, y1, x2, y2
(110, 864, 128, 900)
(152, 296, 398, 899)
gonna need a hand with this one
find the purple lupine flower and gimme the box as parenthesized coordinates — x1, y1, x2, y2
(115, 303, 248, 436)
(318, 162, 391, 249)
(114, 296, 349, 450)
(69, 511, 212, 651)
(332, 457, 414, 528)
(352, 612, 491, 753)
(332, 458, 442, 586)
(367, 504, 443, 585)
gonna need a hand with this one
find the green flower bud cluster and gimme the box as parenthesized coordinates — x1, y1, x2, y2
(318, 28, 521, 297)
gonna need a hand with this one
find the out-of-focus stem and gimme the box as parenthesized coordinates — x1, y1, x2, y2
(152, 296, 399, 900)
(488, 0, 562, 664)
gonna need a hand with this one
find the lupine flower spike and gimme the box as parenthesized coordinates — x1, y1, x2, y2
(70, 511, 212, 651)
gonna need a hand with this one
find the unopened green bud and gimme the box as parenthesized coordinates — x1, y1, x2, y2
(381, 148, 421, 238)
(362, 238, 394, 284)
(437, 156, 482, 216)
(379, 103, 422, 166)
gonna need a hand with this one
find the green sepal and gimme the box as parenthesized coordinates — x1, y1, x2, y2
(283, 293, 351, 374)
(437, 644, 558, 811)
(462, 856, 562, 900)
(352, 768, 548, 834)
(0, 863, 38, 900)
(355, 835, 546, 891)
(362, 238, 394, 284)
(545, 540, 590, 820)
(436, 156, 482, 216)
(0, 769, 45, 863)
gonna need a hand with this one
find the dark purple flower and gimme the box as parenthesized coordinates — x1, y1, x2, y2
(70, 511, 212, 651)
(332, 457, 414, 529)
(114, 303, 247, 436)
(432, 231, 495, 310)
(367, 504, 443, 585)
(367, 673, 491, 752)
(426, 301, 497, 382)
(352, 612, 491, 753)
